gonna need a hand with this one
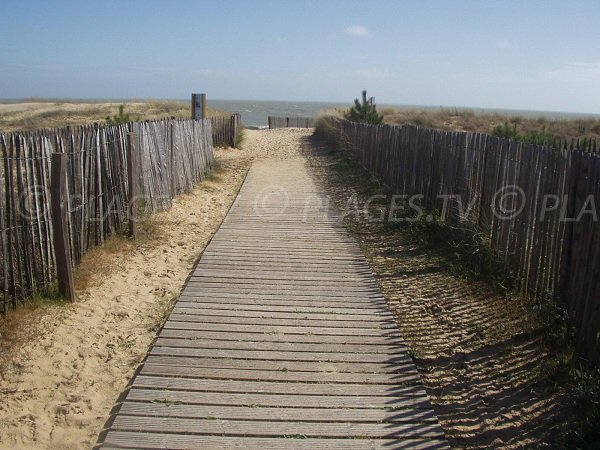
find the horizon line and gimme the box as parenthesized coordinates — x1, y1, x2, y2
(0, 97, 598, 117)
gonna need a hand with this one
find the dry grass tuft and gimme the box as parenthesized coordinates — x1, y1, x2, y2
(72, 215, 165, 292)
(136, 214, 166, 243)
(0, 286, 68, 371)
(73, 235, 134, 292)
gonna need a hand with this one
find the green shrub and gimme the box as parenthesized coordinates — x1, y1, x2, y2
(106, 104, 131, 125)
(344, 90, 384, 125)
(492, 122, 520, 140)
(523, 129, 562, 148)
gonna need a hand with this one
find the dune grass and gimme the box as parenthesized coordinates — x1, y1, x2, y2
(0, 100, 228, 132)
(381, 107, 600, 144)
(322, 106, 600, 144)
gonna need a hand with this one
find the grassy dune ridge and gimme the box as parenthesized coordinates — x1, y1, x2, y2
(0, 100, 226, 133)
(323, 106, 600, 144)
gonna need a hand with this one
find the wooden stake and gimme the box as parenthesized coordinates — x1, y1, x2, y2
(127, 132, 137, 239)
(170, 122, 175, 197)
(50, 152, 75, 302)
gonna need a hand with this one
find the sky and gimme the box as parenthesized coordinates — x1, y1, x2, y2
(1, 0, 599, 114)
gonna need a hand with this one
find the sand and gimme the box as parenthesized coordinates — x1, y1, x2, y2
(0, 128, 311, 450)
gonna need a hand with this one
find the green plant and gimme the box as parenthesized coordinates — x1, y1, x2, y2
(492, 122, 521, 140)
(523, 128, 562, 148)
(385, 213, 510, 291)
(105, 104, 131, 125)
(344, 90, 384, 125)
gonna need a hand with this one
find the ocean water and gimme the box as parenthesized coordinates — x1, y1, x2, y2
(207, 100, 345, 128)
(207, 99, 600, 128)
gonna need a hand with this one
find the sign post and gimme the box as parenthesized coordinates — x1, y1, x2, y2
(191, 93, 206, 120)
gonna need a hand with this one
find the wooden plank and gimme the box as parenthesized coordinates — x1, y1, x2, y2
(195, 260, 372, 272)
(190, 270, 374, 283)
(140, 363, 420, 384)
(184, 280, 380, 292)
(142, 354, 413, 374)
(153, 337, 406, 354)
(132, 375, 426, 397)
(174, 300, 392, 315)
(166, 313, 396, 329)
(157, 329, 406, 345)
(201, 250, 366, 261)
(155, 330, 407, 355)
(117, 401, 437, 422)
(149, 346, 407, 364)
(171, 305, 393, 321)
(177, 293, 387, 307)
(101, 432, 449, 449)
(162, 320, 402, 337)
(182, 285, 384, 298)
(125, 388, 434, 409)
(110, 415, 444, 438)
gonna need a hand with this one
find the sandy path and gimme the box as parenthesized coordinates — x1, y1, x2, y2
(0, 129, 311, 450)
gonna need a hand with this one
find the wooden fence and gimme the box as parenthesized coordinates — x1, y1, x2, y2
(268, 116, 315, 129)
(316, 117, 600, 363)
(210, 114, 241, 147)
(0, 118, 214, 311)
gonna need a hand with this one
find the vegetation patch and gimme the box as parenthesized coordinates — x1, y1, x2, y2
(382, 107, 600, 146)
(0, 284, 68, 371)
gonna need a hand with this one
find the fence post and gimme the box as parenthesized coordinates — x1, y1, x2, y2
(126, 132, 137, 239)
(191, 93, 206, 120)
(170, 122, 175, 198)
(50, 152, 75, 302)
(229, 114, 237, 147)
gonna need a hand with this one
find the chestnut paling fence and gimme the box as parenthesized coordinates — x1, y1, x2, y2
(0, 117, 219, 312)
(316, 117, 600, 363)
(268, 116, 315, 129)
(211, 113, 241, 147)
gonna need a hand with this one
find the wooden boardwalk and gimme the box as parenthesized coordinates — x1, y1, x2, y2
(98, 159, 448, 449)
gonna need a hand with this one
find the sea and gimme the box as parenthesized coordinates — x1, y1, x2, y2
(207, 99, 600, 129)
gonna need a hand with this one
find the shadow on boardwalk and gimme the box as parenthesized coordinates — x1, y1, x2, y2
(302, 134, 569, 449)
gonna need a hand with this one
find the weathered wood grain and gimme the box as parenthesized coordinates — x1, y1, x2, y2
(97, 160, 446, 449)
(0, 118, 215, 308)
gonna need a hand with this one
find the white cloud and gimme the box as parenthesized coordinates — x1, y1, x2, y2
(345, 25, 372, 38)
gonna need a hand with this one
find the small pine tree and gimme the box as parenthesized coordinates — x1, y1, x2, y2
(344, 90, 384, 125)
(106, 104, 131, 125)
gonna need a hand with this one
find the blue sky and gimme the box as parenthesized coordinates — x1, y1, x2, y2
(1, 0, 599, 113)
